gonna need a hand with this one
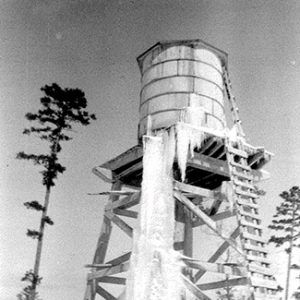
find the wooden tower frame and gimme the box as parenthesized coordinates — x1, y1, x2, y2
(83, 46, 279, 300)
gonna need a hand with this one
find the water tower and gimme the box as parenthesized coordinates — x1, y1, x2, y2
(83, 40, 279, 300)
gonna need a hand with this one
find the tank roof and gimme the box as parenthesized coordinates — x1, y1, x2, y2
(137, 39, 228, 72)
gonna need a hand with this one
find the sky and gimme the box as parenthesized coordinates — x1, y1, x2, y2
(0, 0, 300, 299)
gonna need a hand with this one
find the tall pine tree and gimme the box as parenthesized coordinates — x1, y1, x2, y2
(268, 186, 300, 300)
(17, 83, 96, 300)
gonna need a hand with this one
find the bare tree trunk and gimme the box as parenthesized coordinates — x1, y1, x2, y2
(284, 197, 296, 300)
(30, 186, 51, 300)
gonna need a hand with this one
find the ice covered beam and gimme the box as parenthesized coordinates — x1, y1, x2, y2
(174, 191, 244, 256)
(188, 153, 229, 177)
(197, 277, 249, 290)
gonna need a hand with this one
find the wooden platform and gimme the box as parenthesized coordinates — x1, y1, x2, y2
(97, 135, 272, 190)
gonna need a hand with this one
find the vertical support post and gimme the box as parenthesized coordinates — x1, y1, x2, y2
(84, 180, 122, 300)
(183, 207, 193, 281)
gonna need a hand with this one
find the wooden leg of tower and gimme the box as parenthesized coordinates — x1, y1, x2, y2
(84, 181, 122, 300)
(183, 207, 193, 281)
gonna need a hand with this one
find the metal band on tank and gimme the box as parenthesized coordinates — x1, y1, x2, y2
(139, 108, 226, 128)
(139, 91, 225, 114)
(140, 75, 224, 98)
(141, 58, 223, 77)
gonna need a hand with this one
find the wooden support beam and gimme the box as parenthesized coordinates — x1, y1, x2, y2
(182, 275, 212, 300)
(113, 208, 138, 219)
(87, 262, 129, 281)
(174, 181, 214, 198)
(174, 241, 184, 250)
(105, 212, 133, 238)
(194, 227, 240, 282)
(197, 277, 249, 290)
(174, 191, 244, 256)
(188, 153, 229, 178)
(106, 252, 131, 266)
(192, 210, 236, 227)
(98, 276, 126, 285)
(115, 161, 143, 180)
(96, 285, 117, 300)
(183, 208, 193, 280)
(100, 145, 143, 171)
(184, 259, 247, 277)
(93, 181, 122, 265)
(117, 290, 126, 300)
(108, 192, 140, 210)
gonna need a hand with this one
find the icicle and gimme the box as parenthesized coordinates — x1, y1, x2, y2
(221, 181, 234, 211)
(126, 131, 184, 300)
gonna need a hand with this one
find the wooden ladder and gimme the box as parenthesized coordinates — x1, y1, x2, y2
(225, 139, 279, 299)
(223, 66, 245, 138)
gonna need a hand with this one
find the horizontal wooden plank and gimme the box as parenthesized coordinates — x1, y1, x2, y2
(85, 263, 112, 269)
(188, 153, 229, 178)
(193, 209, 236, 227)
(105, 212, 133, 238)
(235, 189, 258, 199)
(247, 254, 271, 264)
(251, 277, 278, 290)
(113, 208, 138, 219)
(115, 161, 143, 180)
(233, 179, 254, 190)
(244, 243, 269, 254)
(227, 147, 248, 158)
(174, 181, 215, 198)
(96, 285, 117, 300)
(194, 227, 240, 282)
(100, 145, 143, 171)
(182, 275, 212, 300)
(240, 219, 263, 230)
(232, 169, 253, 180)
(182, 257, 247, 276)
(249, 264, 274, 276)
(106, 252, 131, 266)
(98, 276, 126, 285)
(197, 277, 249, 290)
(239, 210, 261, 220)
(230, 161, 251, 171)
(254, 293, 280, 300)
(174, 241, 184, 250)
(174, 191, 244, 256)
(87, 262, 129, 281)
(242, 232, 267, 243)
(108, 192, 141, 210)
(237, 198, 259, 209)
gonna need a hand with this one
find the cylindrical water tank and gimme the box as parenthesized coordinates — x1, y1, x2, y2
(137, 40, 228, 138)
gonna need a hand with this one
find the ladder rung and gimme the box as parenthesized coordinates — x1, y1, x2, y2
(240, 219, 263, 230)
(233, 179, 255, 190)
(249, 263, 274, 276)
(247, 254, 271, 265)
(230, 161, 251, 171)
(232, 170, 253, 180)
(235, 188, 258, 198)
(251, 277, 278, 290)
(242, 232, 267, 243)
(244, 243, 269, 254)
(227, 147, 248, 158)
(239, 210, 261, 220)
(237, 198, 259, 209)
